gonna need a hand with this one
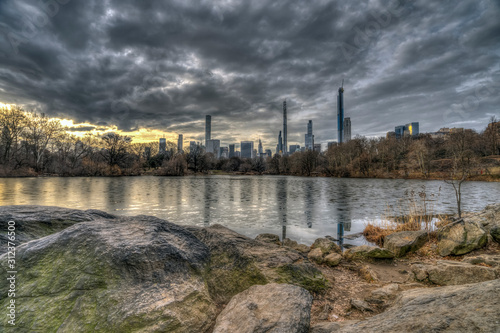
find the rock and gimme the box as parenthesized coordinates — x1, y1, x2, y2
(437, 219, 487, 256)
(463, 254, 500, 267)
(324, 253, 342, 267)
(462, 203, 500, 231)
(283, 238, 310, 253)
(213, 283, 313, 333)
(411, 260, 497, 285)
(491, 225, 500, 243)
(359, 265, 379, 282)
(310, 321, 341, 333)
(0, 214, 217, 333)
(344, 245, 395, 260)
(0, 205, 115, 254)
(255, 233, 281, 245)
(350, 299, 374, 312)
(369, 283, 399, 302)
(339, 279, 500, 333)
(187, 224, 328, 302)
(308, 247, 325, 264)
(383, 230, 428, 257)
(311, 237, 341, 255)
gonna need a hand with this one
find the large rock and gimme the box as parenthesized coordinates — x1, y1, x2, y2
(187, 225, 327, 303)
(255, 233, 281, 245)
(339, 279, 500, 333)
(0, 205, 115, 254)
(311, 237, 341, 255)
(384, 230, 428, 257)
(437, 219, 487, 256)
(213, 283, 313, 333)
(463, 254, 500, 267)
(283, 238, 310, 254)
(0, 214, 217, 332)
(411, 260, 498, 285)
(462, 203, 500, 231)
(491, 225, 500, 243)
(344, 245, 395, 260)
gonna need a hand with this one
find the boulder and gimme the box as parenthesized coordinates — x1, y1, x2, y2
(308, 247, 326, 264)
(255, 233, 281, 245)
(383, 230, 428, 257)
(350, 299, 374, 312)
(283, 238, 310, 253)
(491, 225, 500, 243)
(462, 254, 500, 267)
(324, 253, 342, 267)
(369, 283, 399, 302)
(0, 205, 115, 254)
(339, 279, 500, 333)
(437, 219, 487, 256)
(0, 214, 217, 333)
(213, 283, 313, 333)
(311, 237, 341, 255)
(461, 202, 500, 231)
(344, 245, 395, 260)
(187, 225, 328, 302)
(411, 260, 498, 285)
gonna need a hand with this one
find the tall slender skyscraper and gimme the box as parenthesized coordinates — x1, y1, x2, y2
(229, 144, 235, 158)
(258, 139, 263, 156)
(343, 117, 351, 142)
(177, 134, 183, 153)
(337, 81, 344, 144)
(305, 120, 313, 150)
(159, 138, 166, 153)
(277, 131, 283, 154)
(283, 100, 287, 155)
(205, 115, 211, 146)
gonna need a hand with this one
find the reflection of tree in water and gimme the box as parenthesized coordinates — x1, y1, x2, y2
(333, 180, 353, 250)
(277, 178, 288, 241)
(304, 179, 315, 229)
(204, 177, 217, 226)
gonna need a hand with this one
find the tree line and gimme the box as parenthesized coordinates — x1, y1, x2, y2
(0, 106, 498, 180)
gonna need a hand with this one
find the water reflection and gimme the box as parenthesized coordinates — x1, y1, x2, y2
(277, 177, 287, 241)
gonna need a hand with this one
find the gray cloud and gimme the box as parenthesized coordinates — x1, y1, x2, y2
(0, 0, 499, 149)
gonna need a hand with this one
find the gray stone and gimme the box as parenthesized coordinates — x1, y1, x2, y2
(350, 299, 374, 312)
(462, 203, 500, 231)
(491, 225, 500, 243)
(0, 205, 115, 254)
(283, 238, 310, 253)
(463, 254, 500, 267)
(255, 233, 281, 245)
(310, 322, 341, 333)
(311, 237, 341, 255)
(437, 219, 487, 256)
(339, 279, 500, 333)
(308, 247, 325, 264)
(411, 260, 497, 285)
(213, 283, 313, 333)
(344, 245, 395, 260)
(370, 283, 400, 302)
(384, 230, 428, 257)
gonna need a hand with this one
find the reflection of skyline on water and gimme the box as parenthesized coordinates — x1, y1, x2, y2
(0, 176, 498, 245)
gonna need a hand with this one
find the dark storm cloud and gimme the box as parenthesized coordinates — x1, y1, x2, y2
(0, 0, 498, 148)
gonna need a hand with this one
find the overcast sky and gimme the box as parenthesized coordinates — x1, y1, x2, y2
(0, 0, 499, 148)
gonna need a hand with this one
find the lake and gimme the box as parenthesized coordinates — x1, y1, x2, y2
(1, 176, 498, 246)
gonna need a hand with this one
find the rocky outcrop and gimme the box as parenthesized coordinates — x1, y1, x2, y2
(310, 238, 341, 255)
(437, 219, 487, 256)
(0, 205, 115, 254)
(339, 279, 500, 333)
(368, 283, 400, 302)
(462, 202, 500, 231)
(255, 233, 281, 245)
(324, 253, 342, 267)
(186, 225, 327, 303)
(344, 245, 395, 260)
(0, 214, 217, 333)
(383, 230, 428, 257)
(213, 283, 312, 333)
(411, 260, 498, 285)
(491, 225, 500, 243)
(282, 238, 310, 253)
(463, 254, 500, 267)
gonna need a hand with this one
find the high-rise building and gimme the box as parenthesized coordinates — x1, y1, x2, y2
(283, 100, 287, 155)
(241, 141, 254, 158)
(289, 145, 300, 154)
(265, 149, 272, 157)
(395, 126, 405, 139)
(177, 134, 183, 153)
(343, 117, 351, 142)
(144, 146, 151, 160)
(229, 144, 236, 158)
(314, 143, 322, 152)
(159, 138, 167, 153)
(190, 141, 197, 151)
(258, 139, 263, 156)
(305, 120, 314, 150)
(205, 115, 211, 146)
(277, 131, 283, 154)
(220, 147, 229, 158)
(337, 82, 345, 144)
(206, 139, 220, 158)
(327, 141, 336, 150)
(405, 122, 419, 137)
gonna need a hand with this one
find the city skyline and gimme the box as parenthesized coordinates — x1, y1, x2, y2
(0, 1, 498, 149)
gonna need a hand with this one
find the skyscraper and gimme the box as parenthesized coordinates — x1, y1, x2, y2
(241, 141, 254, 158)
(189, 141, 197, 151)
(395, 125, 405, 139)
(337, 81, 345, 143)
(289, 144, 300, 154)
(159, 138, 166, 153)
(258, 139, 263, 156)
(229, 144, 235, 158)
(405, 122, 419, 137)
(206, 139, 220, 158)
(205, 115, 211, 146)
(305, 120, 314, 150)
(283, 100, 287, 155)
(343, 117, 351, 142)
(177, 134, 183, 153)
(277, 131, 283, 154)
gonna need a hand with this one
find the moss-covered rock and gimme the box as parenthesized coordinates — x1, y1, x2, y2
(384, 230, 428, 257)
(310, 238, 341, 255)
(437, 219, 487, 256)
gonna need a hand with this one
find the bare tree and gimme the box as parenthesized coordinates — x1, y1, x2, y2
(0, 106, 26, 165)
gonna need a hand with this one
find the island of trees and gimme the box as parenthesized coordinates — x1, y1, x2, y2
(0, 106, 498, 181)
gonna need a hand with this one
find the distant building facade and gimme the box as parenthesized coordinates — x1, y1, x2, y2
(343, 117, 351, 142)
(241, 141, 254, 158)
(229, 144, 236, 158)
(205, 115, 211, 146)
(177, 134, 183, 153)
(159, 138, 167, 153)
(220, 146, 228, 158)
(314, 143, 322, 152)
(305, 120, 314, 150)
(206, 139, 220, 158)
(289, 144, 300, 154)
